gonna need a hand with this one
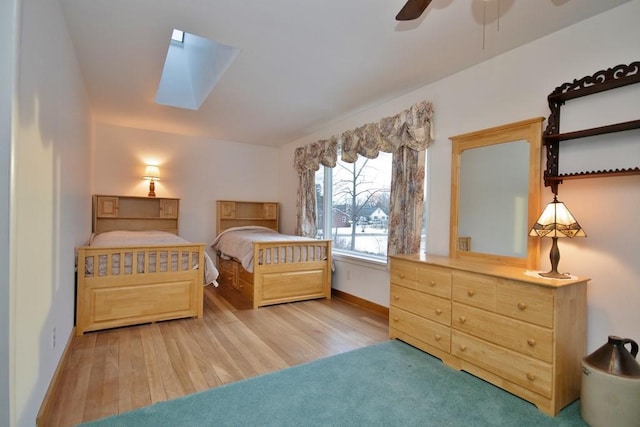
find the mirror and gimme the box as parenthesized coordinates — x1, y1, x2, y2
(449, 117, 544, 269)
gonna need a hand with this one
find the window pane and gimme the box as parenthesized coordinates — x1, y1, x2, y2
(421, 149, 428, 253)
(317, 152, 392, 258)
(316, 150, 428, 261)
(315, 167, 325, 239)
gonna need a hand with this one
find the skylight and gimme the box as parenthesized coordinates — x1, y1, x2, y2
(156, 29, 240, 110)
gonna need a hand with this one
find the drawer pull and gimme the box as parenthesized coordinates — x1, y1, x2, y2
(393, 295, 400, 301)
(430, 280, 436, 287)
(435, 334, 441, 341)
(458, 316, 466, 324)
(526, 373, 536, 381)
(435, 308, 442, 315)
(467, 289, 476, 297)
(527, 338, 536, 347)
(517, 302, 527, 311)
(459, 345, 467, 352)
(392, 317, 399, 322)
(399, 273, 405, 279)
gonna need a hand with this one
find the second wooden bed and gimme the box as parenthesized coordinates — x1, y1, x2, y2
(213, 200, 332, 309)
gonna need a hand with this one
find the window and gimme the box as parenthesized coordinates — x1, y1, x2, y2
(316, 152, 393, 261)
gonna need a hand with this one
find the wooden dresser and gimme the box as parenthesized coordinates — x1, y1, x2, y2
(389, 253, 588, 416)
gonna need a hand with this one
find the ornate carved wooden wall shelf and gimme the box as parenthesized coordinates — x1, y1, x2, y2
(543, 61, 640, 195)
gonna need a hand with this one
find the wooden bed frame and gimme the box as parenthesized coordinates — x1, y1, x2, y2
(75, 195, 206, 335)
(215, 200, 332, 309)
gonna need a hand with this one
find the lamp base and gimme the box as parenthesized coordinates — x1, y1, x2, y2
(540, 236, 570, 279)
(539, 270, 571, 279)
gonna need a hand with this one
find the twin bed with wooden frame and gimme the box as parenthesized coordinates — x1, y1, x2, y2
(75, 195, 215, 335)
(212, 200, 332, 309)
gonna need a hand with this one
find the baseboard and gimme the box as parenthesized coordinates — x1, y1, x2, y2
(331, 289, 389, 318)
(36, 326, 76, 427)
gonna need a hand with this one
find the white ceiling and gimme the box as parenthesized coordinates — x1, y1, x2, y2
(59, 0, 630, 147)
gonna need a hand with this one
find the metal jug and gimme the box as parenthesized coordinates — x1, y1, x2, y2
(581, 335, 640, 427)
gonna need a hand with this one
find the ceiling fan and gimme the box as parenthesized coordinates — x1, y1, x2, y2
(396, 0, 501, 21)
(395, 0, 433, 21)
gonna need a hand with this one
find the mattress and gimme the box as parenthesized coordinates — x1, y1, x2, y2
(211, 226, 327, 273)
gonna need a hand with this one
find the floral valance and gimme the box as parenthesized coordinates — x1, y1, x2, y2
(294, 100, 434, 172)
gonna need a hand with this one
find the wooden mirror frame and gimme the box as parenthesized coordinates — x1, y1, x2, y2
(449, 117, 544, 269)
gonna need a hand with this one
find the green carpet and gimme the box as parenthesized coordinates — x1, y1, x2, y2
(79, 340, 586, 426)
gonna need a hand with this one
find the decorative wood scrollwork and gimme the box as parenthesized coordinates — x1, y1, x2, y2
(543, 61, 640, 194)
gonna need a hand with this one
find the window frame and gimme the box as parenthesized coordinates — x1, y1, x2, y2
(317, 149, 429, 263)
(317, 154, 391, 265)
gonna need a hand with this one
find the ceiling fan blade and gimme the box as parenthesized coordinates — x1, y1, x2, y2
(396, 0, 433, 21)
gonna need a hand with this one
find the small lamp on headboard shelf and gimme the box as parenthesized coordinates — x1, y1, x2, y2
(529, 195, 586, 279)
(143, 165, 161, 197)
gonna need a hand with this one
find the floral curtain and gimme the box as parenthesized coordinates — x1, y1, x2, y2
(388, 146, 426, 255)
(294, 100, 434, 255)
(294, 136, 338, 237)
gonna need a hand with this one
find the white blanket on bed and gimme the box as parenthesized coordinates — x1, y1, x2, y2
(88, 230, 219, 286)
(211, 226, 319, 273)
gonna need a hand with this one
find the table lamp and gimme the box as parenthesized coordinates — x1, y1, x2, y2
(529, 195, 586, 279)
(143, 165, 161, 197)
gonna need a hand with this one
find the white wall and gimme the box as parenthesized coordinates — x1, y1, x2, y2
(1, 1, 19, 426)
(12, 0, 93, 425)
(278, 1, 640, 352)
(93, 123, 280, 255)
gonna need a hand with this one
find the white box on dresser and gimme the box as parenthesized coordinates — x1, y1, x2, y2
(389, 253, 589, 416)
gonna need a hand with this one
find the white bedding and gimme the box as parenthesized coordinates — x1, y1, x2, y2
(86, 230, 219, 286)
(210, 226, 325, 273)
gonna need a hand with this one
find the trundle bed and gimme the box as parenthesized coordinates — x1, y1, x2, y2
(212, 200, 332, 309)
(75, 195, 217, 335)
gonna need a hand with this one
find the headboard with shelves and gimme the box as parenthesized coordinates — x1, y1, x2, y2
(92, 195, 180, 234)
(216, 200, 279, 234)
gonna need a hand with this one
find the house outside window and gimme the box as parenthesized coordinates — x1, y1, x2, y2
(316, 150, 429, 262)
(316, 152, 392, 261)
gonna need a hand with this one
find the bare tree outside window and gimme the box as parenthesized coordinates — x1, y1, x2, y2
(317, 152, 392, 258)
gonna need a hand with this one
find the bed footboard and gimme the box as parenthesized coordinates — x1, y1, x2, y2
(252, 240, 332, 309)
(76, 244, 205, 335)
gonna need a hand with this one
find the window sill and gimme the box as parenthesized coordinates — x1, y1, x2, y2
(332, 251, 388, 272)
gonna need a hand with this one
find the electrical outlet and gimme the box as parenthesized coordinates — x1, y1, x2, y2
(51, 327, 56, 349)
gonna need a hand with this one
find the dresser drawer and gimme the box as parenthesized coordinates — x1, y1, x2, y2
(390, 306, 451, 353)
(391, 284, 451, 326)
(452, 330, 552, 398)
(452, 302, 553, 363)
(389, 258, 417, 288)
(416, 264, 451, 298)
(497, 280, 554, 328)
(452, 271, 497, 311)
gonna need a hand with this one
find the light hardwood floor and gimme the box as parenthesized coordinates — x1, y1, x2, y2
(39, 285, 390, 427)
